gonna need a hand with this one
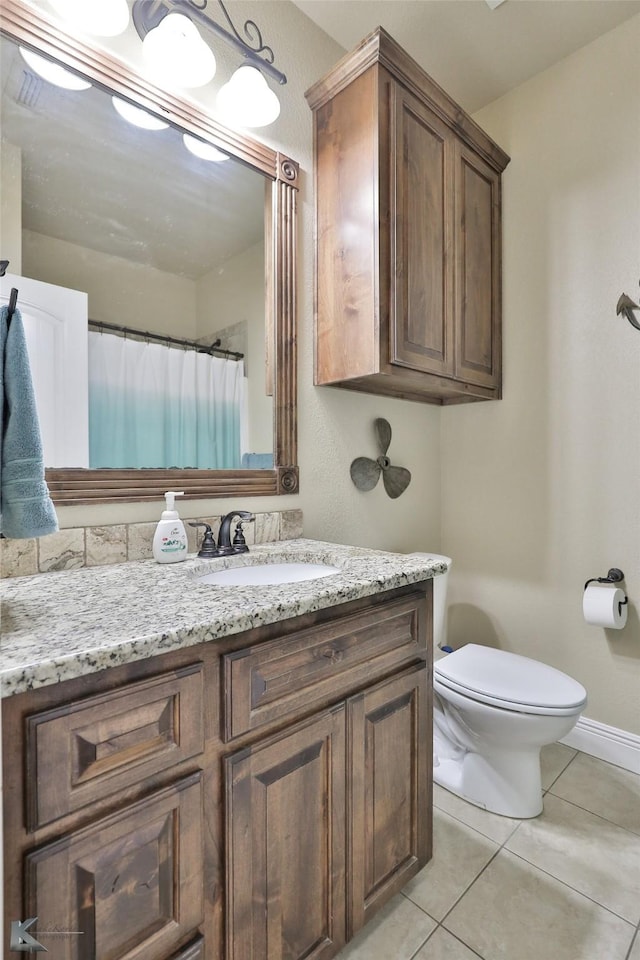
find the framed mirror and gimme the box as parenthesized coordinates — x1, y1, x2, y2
(0, 0, 298, 505)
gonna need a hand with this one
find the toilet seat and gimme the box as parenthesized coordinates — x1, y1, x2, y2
(434, 644, 587, 717)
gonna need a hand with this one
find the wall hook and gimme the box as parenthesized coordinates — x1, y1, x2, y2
(616, 282, 640, 331)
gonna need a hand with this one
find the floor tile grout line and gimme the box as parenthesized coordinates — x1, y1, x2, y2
(544, 787, 640, 838)
(405, 750, 637, 959)
(503, 847, 639, 927)
(624, 928, 639, 960)
(431, 799, 522, 845)
(417, 792, 533, 927)
(421, 843, 506, 928)
(407, 922, 486, 960)
(539, 749, 580, 793)
(410, 784, 638, 939)
(405, 927, 436, 960)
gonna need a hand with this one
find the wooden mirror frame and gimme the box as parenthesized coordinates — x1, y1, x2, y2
(1, 0, 298, 505)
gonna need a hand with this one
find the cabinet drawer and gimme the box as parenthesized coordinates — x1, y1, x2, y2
(26, 663, 204, 829)
(223, 593, 426, 740)
(24, 773, 203, 960)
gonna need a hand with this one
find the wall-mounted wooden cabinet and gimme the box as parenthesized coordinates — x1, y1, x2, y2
(306, 28, 510, 405)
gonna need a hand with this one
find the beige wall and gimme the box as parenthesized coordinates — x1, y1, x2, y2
(0, 139, 22, 271)
(442, 14, 640, 733)
(23, 229, 198, 337)
(32, 4, 638, 733)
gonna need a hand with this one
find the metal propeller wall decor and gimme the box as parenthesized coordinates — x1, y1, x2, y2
(350, 418, 412, 499)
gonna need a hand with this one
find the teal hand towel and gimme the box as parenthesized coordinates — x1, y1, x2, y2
(1, 304, 58, 539)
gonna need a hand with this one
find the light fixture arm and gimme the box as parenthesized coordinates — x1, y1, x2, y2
(131, 0, 287, 86)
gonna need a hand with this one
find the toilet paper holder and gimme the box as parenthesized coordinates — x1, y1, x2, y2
(584, 568, 628, 613)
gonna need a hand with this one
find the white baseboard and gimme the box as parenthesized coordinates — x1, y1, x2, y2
(560, 716, 640, 775)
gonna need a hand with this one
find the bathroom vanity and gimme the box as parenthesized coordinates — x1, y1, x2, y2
(1, 541, 445, 960)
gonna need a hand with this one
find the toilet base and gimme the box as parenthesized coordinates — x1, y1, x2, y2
(433, 741, 544, 818)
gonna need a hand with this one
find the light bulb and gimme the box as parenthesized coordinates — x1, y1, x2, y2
(183, 134, 228, 162)
(19, 47, 91, 90)
(142, 13, 216, 89)
(112, 97, 169, 130)
(48, 0, 129, 37)
(216, 65, 280, 129)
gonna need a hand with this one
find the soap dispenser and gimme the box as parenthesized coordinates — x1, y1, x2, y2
(153, 491, 188, 563)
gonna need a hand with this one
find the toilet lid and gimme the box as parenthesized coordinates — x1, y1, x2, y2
(434, 644, 587, 711)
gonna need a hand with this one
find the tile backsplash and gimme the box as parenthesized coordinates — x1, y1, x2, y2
(0, 510, 303, 579)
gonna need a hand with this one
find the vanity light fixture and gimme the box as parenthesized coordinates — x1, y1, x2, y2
(111, 96, 170, 130)
(216, 65, 280, 128)
(131, 0, 287, 127)
(19, 46, 91, 90)
(182, 133, 228, 162)
(141, 12, 217, 89)
(47, 0, 130, 37)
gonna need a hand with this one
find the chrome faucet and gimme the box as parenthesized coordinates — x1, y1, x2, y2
(217, 511, 255, 555)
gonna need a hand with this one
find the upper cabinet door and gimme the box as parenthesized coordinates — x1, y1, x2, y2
(389, 84, 455, 379)
(454, 142, 503, 391)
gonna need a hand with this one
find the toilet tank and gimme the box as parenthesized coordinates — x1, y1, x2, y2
(408, 553, 452, 650)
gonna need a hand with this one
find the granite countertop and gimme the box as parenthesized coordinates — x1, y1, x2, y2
(0, 539, 446, 698)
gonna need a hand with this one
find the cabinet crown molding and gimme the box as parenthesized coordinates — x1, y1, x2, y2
(305, 25, 510, 174)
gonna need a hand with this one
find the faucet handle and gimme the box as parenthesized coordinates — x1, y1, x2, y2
(189, 522, 218, 558)
(232, 515, 255, 554)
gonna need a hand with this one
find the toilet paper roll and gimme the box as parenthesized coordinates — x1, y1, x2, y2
(582, 583, 628, 629)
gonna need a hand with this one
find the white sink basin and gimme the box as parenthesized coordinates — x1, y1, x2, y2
(195, 562, 341, 587)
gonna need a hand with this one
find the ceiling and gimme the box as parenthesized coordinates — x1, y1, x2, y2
(291, 0, 640, 113)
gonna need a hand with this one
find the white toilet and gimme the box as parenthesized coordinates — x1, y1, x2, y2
(419, 554, 587, 818)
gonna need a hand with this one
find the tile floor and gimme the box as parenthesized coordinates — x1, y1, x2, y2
(337, 744, 640, 960)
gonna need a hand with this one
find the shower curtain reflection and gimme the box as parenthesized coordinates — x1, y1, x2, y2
(88, 332, 245, 469)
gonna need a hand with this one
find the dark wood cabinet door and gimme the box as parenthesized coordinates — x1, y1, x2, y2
(347, 663, 431, 937)
(389, 82, 455, 379)
(225, 708, 347, 960)
(23, 773, 203, 960)
(454, 140, 502, 391)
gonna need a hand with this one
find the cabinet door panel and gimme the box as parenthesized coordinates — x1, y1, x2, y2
(348, 664, 431, 937)
(314, 68, 380, 385)
(226, 709, 346, 960)
(454, 142, 502, 389)
(390, 84, 454, 377)
(24, 773, 203, 960)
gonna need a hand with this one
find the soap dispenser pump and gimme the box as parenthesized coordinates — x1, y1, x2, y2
(153, 491, 188, 563)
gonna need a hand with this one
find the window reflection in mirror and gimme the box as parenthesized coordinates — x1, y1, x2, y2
(0, 34, 273, 471)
